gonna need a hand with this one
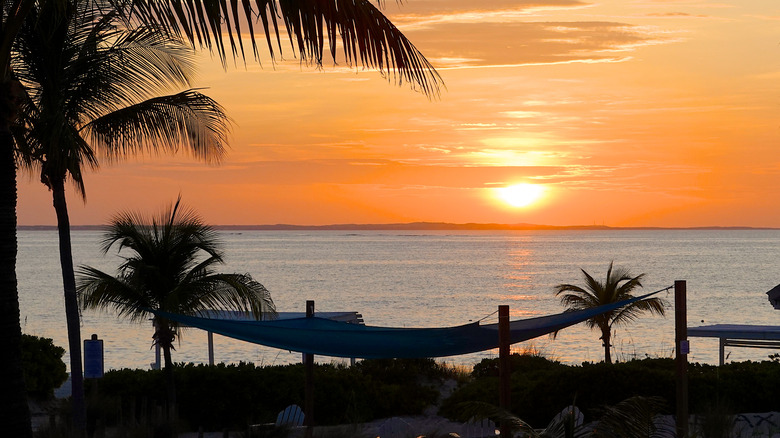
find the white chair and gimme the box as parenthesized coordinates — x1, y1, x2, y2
(378, 417, 413, 438)
(276, 404, 305, 427)
(248, 404, 305, 437)
(461, 417, 498, 438)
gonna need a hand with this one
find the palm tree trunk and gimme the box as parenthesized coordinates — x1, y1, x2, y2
(0, 98, 32, 438)
(51, 179, 86, 434)
(602, 327, 612, 364)
(162, 343, 177, 420)
(1, 5, 45, 436)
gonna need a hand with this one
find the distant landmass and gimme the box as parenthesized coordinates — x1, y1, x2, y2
(18, 222, 778, 231)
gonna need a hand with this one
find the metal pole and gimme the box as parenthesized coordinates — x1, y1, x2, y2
(675, 280, 689, 438)
(498, 305, 511, 438)
(304, 300, 314, 438)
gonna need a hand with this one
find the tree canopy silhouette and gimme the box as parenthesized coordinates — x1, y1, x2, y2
(78, 197, 275, 414)
(555, 262, 666, 364)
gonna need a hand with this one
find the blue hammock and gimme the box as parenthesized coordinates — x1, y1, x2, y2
(152, 291, 662, 359)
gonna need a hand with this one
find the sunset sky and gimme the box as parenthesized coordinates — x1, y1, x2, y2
(16, 0, 780, 227)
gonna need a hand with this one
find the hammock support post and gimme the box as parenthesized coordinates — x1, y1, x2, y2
(675, 280, 689, 438)
(498, 305, 511, 438)
(305, 300, 315, 438)
(207, 332, 214, 366)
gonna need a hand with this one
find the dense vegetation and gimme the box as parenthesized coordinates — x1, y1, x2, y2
(28, 346, 780, 433)
(440, 354, 780, 427)
(87, 358, 453, 431)
(21, 334, 68, 399)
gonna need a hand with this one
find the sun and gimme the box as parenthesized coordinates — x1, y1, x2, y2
(497, 184, 545, 208)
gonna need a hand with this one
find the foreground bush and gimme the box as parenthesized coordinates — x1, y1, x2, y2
(90, 358, 450, 431)
(21, 334, 68, 399)
(439, 355, 780, 428)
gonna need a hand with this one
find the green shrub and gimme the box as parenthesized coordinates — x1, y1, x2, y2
(472, 353, 565, 378)
(440, 356, 780, 428)
(92, 358, 448, 431)
(21, 334, 68, 399)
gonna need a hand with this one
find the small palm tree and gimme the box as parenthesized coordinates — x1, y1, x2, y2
(77, 198, 276, 413)
(554, 262, 666, 364)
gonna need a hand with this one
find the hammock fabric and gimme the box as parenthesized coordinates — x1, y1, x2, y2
(152, 291, 661, 359)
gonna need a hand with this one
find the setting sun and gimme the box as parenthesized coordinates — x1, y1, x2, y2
(497, 184, 545, 208)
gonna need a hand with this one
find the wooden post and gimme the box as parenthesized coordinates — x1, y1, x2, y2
(498, 305, 511, 438)
(304, 300, 314, 438)
(675, 280, 689, 438)
(207, 332, 214, 366)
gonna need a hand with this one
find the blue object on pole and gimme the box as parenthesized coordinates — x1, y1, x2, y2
(84, 334, 104, 379)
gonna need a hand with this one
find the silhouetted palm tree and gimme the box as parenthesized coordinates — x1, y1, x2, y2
(77, 197, 276, 413)
(0, 2, 439, 436)
(554, 262, 666, 364)
(0, 3, 36, 435)
(13, 0, 229, 430)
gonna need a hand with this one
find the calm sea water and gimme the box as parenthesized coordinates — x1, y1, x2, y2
(16, 229, 780, 371)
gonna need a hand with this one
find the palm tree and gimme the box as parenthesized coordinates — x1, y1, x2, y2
(77, 197, 276, 414)
(1, 2, 439, 436)
(12, 0, 230, 431)
(554, 262, 666, 364)
(0, 4, 37, 436)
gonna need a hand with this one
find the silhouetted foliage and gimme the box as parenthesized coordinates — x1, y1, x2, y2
(20, 334, 67, 399)
(89, 358, 450, 431)
(440, 356, 780, 428)
(554, 262, 666, 364)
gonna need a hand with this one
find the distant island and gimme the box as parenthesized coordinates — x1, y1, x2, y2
(18, 222, 778, 231)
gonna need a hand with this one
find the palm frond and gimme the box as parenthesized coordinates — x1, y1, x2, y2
(84, 89, 230, 163)
(610, 297, 666, 328)
(589, 396, 670, 438)
(452, 401, 538, 437)
(615, 273, 645, 297)
(580, 269, 605, 300)
(129, 0, 443, 97)
(175, 273, 276, 317)
(77, 265, 153, 323)
(59, 19, 198, 118)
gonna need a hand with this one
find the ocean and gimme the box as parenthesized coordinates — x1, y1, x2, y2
(16, 229, 780, 371)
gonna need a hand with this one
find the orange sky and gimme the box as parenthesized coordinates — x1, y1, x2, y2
(16, 0, 780, 227)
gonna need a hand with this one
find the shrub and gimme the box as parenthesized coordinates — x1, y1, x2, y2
(440, 356, 780, 428)
(92, 358, 448, 431)
(21, 334, 68, 399)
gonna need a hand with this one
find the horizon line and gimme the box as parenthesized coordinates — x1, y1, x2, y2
(17, 222, 780, 231)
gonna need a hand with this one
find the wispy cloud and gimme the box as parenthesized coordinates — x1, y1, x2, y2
(629, 0, 734, 8)
(403, 21, 677, 68)
(644, 11, 710, 18)
(385, 0, 591, 22)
